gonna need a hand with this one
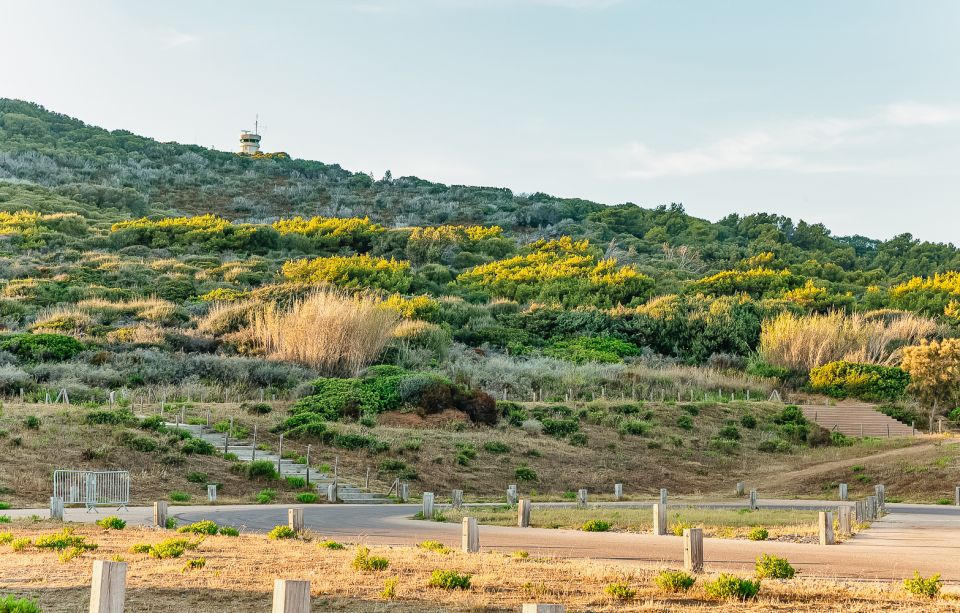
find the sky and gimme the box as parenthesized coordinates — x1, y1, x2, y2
(3, 0, 959, 243)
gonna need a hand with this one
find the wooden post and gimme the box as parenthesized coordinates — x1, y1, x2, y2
(518, 499, 531, 527)
(955, 486, 960, 507)
(839, 483, 848, 501)
(875, 484, 885, 511)
(89, 560, 127, 613)
(400, 483, 409, 503)
(288, 508, 304, 534)
(735, 482, 744, 497)
(854, 499, 864, 522)
(251, 424, 257, 463)
(50, 496, 64, 521)
(507, 484, 518, 506)
(365, 466, 370, 489)
(305, 444, 311, 487)
(422, 492, 435, 519)
(818, 511, 834, 545)
(207, 484, 217, 503)
(659, 488, 668, 505)
(277, 433, 284, 476)
(683, 528, 703, 573)
(461, 516, 479, 553)
(614, 483, 623, 501)
(652, 502, 667, 535)
(522, 606, 565, 613)
(271, 579, 310, 613)
(749, 489, 758, 510)
(153, 501, 168, 529)
(838, 506, 852, 536)
(577, 488, 588, 508)
(452, 489, 463, 509)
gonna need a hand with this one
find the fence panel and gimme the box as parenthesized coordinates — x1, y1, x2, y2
(53, 470, 129, 511)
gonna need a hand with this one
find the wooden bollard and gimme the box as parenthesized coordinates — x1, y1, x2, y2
(272, 579, 310, 613)
(955, 486, 960, 507)
(153, 501, 168, 529)
(288, 508, 304, 533)
(422, 492, 435, 519)
(518, 499, 531, 528)
(452, 489, 463, 509)
(507, 484, 518, 506)
(89, 560, 127, 613)
(461, 517, 479, 553)
(854, 499, 864, 522)
(652, 502, 667, 535)
(838, 506, 852, 536)
(400, 483, 409, 502)
(818, 511, 834, 545)
(659, 488, 668, 505)
(735, 481, 744, 497)
(749, 489, 758, 510)
(576, 489, 588, 508)
(50, 496, 64, 521)
(614, 483, 623, 501)
(683, 528, 703, 573)
(839, 483, 848, 501)
(875, 484, 885, 511)
(207, 484, 217, 503)
(522, 605, 565, 613)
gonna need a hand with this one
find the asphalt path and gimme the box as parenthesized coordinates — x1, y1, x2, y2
(9, 500, 960, 582)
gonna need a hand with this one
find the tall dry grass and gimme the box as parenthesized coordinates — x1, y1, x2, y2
(250, 289, 399, 376)
(759, 310, 939, 371)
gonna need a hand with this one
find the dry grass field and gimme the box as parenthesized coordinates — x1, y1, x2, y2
(0, 520, 955, 612)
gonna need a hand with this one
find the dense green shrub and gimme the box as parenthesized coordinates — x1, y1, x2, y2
(353, 546, 389, 571)
(0, 595, 41, 613)
(85, 409, 136, 425)
(268, 525, 296, 540)
(483, 441, 510, 454)
(428, 569, 472, 590)
(747, 527, 769, 541)
(515, 464, 538, 482)
(95, 516, 126, 530)
(809, 361, 910, 401)
(169, 491, 190, 502)
(582, 519, 611, 532)
(755, 554, 795, 579)
(246, 460, 279, 481)
(178, 520, 219, 535)
(296, 492, 318, 504)
(704, 574, 761, 600)
(256, 489, 277, 504)
(879, 405, 927, 430)
(541, 418, 579, 438)
(654, 570, 695, 593)
(903, 571, 942, 598)
(543, 336, 641, 364)
(677, 415, 693, 430)
(181, 438, 215, 455)
(603, 581, 636, 600)
(619, 419, 652, 436)
(0, 333, 84, 361)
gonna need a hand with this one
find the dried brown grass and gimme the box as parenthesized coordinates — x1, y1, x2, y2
(250, 289, 399, 377)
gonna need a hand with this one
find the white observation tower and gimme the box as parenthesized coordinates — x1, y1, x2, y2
(239, 115, 262, 154)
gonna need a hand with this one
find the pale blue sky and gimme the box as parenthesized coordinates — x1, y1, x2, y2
(4, 0, 959, 242)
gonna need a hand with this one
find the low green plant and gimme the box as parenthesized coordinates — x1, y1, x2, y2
(353, 546, 389, 571)
(256, 488, 277, 504)
(515, 464, 538, 482)
(0, 533, 12, 545)
(0, 595, 41, 612)
(418, 540, 451, 554)
(604, 581, 636, 600)
(169, 491, 190, 502)
(34, 528, 95, 552)
(677, 415, 693, 430)
(296, 492, 318, 504)
(582, 519, 611, 532)
(182, 557, 206, 571)
(511, 550, 529, 559)
(23, 416, 40, 430)
(755, 554, 795, 579)
(285, 476, 306, 489)
(747, 526, 769, 541)
(318, 539, 345, 550)
(428, 569, 472, 590)
(0, 516, 10, 524)
(186, 471, 208, 484)
(704, 574, 761, 600)
(247, 460, 279, 481)
(483, 441, 510, 454)
(0, 503, 9, 510)
(10, 537, 30, 552)
(670, 521, 693, 537)
(219, 526, 240, 537)
(268, 525, 297, 540)
(654, 570, 695, 593)
(58, 545, 88, 563)
(95, 516, 126, 530)
(165, 517, 178, 530)
(178, 520, 219, 535)
(903, 571, 942, 598)
(380, 576, 398, 599)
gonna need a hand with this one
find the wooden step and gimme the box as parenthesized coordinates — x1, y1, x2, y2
(799, 405, 916, 438)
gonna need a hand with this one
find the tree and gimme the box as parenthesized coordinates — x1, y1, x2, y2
(900, 339, 960, 432)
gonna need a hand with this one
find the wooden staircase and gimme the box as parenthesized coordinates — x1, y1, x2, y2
(799, 404, 916, 438)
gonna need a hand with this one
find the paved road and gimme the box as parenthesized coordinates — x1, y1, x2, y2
(10, 500, 960, 582)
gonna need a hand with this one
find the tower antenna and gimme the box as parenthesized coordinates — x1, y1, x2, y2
(255, 113, 259, 135)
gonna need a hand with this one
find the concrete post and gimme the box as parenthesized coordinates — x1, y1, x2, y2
(749, 489, 758, 510)
(577, 489, 588, 508)
(875, 484, 885, 511)
(735, 481, 744, 497)
(818, 511, 834, 545)
(50, 496, 64, 521)
(839, 483, 848, 501)
(400, 483, 409, 503)
(683, 528, 704, 573)
(518, 499, 531, 528)
(422, 492, 435, 519)
(652, 502, 667, 535)
(288, 508, 304, 534)
(838, 506, 852, 536)
(659, 488, 668, 505)
(614, 483, 623, 501)
(452, 489, 463, 509)
(955, 486, 960, 507)
(271, 579, 310, 613)
(207, 484, 217, 503)
(89, 560, 127, 613)
(507, 484, 518, 506)
(326, 483, 338, 503)
(153, 501, 167, 529)
(461, 516, 479, 553)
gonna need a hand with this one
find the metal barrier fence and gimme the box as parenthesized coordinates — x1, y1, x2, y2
(53, 470, 130, 511)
